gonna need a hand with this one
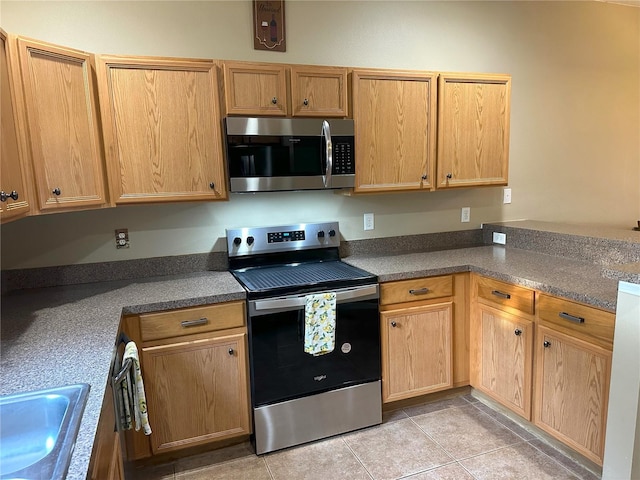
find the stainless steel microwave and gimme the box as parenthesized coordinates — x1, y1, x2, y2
(224, 117, 355, 193)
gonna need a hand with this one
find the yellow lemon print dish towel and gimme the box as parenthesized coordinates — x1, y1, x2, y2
(304, 292, 336, 356)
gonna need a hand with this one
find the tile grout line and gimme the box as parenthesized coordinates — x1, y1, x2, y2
(262, 455, 277, 480)
(525, 440, 594, 480)
(340, 435, 376, 480)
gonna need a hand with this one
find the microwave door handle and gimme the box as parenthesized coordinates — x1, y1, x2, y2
(322, 120, 333, 188)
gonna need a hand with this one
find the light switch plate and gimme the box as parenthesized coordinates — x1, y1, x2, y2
(503, 188, 512, 204)
(461, 207, 470, 223)
(364, 213, 374, 231)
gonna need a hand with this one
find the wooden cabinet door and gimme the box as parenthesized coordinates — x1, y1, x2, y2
(16, 37, 107, 211)
(534, 325, 611, 465)
(223, 62, 287, 116)
(142, 333, 250, 454)
(352, 69, 437, 193)
(0, 30, 30, 222)
(472, 304, 533, 419)
(381, 302, 452, 403)
(89, 381, 124, 480)
(290, 65, 348, 117)
(437, 73, 511, 189)
(96, 56, 227, 204)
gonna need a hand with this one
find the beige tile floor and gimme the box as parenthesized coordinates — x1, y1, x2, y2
(127, 393, 601, 480)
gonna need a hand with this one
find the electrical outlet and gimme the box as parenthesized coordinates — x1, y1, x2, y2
(503, 188, 512, 204)
(461, 207, 470, 223)
(115, 228, 130, 249)
(364, 213, 374, 231)
(493, 232, 507, 245)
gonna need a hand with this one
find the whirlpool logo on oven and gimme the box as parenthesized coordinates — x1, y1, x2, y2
(313, 374, 327, 382)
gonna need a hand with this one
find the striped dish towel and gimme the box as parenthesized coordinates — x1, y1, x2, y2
(120, 341, 152, 435)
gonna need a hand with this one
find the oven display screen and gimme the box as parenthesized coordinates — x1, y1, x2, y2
(268, 230, 305, 243)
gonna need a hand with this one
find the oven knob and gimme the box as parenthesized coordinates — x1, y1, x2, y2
(328, 229, 336, 237)
(317, 230, 325, 238)
(233, 237, 242, 246)
(247, 236, 255, 245)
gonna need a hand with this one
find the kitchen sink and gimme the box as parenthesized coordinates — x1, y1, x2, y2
(0, 383, 90, 480)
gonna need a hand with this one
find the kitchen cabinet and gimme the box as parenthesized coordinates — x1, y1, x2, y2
(352, 69, 437, 193)
(96, 55, 227, 204)
(380, 275, 454, 403)
(470, 275, 535, 419)
(289, 65, 348, 117)
(0, 30, 30, 223)
(89, 379, 124, 480)
(223, 61, 348, 118)
(124, 301, 250, 457)
(223, 61, 288, 116)
(534, 294, 614, 465)
(436, 73, 511, 189)
(13, 36, 108, 212)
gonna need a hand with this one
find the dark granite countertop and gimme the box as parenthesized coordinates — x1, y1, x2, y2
(0, 243, 625, 479)
(0, 271, 245, 480)
(343, 245, 619, 312)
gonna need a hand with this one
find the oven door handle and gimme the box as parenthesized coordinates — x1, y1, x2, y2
(251, 284, 378, 314)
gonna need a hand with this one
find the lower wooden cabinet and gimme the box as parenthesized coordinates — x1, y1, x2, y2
(473, 303, 533, 419)
(534, 325, 611, 465)
(381, 301, 453, 403)
(121, 300, 251, 460)
(89, 380, 124, 480)
(143, 333, 250, 454)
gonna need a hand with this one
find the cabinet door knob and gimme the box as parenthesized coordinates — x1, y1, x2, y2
(228, 348, 234, 355)
(543, 340, 551, 348)
(514, 329, 522, 336)
(52, 188, 61, 196)
(390, 321, 397, 328)
(446, 173, 453, 179)
(303, 98, 309, 106)
(421, 175, 427, 181)
(0, 190, 19, 202)
(209, 182, 215, 190)
(271, 97, 278, 104)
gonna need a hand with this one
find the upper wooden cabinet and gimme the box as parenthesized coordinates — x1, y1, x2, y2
(289, 65, 348, 117)
(222, 61, 348, 118)
(437, 73, 511, 189)
(95, 55, 228, 204)
(13, 37, 108, 211)
(0, 30, 30, 223)
(223, 61, 288, 116)
(352, 69, 437, 193)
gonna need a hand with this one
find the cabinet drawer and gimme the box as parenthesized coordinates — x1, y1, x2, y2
(380, 276, 452, 306)
(537, 294, 614, 348)
(475, 276, 534, 315)
(140, 301, 245, 342)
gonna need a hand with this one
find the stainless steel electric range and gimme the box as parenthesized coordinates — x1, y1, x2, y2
(226, 221, 382, 455)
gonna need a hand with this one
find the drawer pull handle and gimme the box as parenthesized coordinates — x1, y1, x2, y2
(409, 288, 430, 295)
(543, 340, 552, 348)
(180, 317, 209, 328)
(559, 312, 585, 324)
(514, 329, 522, 336)
(491, 290, 511, 299)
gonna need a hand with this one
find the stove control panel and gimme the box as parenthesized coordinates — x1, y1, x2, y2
(268, 230, 305, 243)
(226, 222, 340, 257)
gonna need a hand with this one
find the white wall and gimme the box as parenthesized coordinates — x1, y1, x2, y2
(1, 1, 638, 269)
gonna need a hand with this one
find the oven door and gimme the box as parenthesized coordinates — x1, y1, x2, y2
(247, 284, 380, 408)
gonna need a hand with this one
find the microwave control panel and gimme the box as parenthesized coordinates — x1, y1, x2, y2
(333, 141, 354, 174)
